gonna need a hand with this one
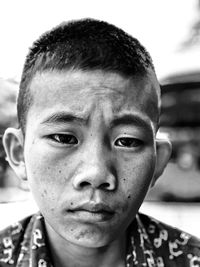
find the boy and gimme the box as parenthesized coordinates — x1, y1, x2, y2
(1, 18, 200, 267)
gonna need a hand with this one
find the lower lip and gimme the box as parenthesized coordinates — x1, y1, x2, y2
(67, 210, 114, 222)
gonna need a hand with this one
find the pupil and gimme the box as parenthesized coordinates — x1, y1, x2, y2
(60, 135, 74, 143)
(122, 138, 133, 146)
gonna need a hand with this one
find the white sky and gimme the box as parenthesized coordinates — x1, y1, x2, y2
(0, 0, 199, 81)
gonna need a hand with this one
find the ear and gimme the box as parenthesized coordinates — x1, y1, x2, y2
(3, 128, 27, 181)
(151, 139, 172, 187)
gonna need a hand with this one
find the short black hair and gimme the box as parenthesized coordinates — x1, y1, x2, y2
(17, 18, 155, 133)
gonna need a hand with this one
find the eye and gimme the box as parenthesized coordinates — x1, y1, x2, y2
(50, 134, 78, 145)
(114, 137, 143, 148)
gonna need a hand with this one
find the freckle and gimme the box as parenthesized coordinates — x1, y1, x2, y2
(123, 178, 126, 182)
(70, 202, 74, 206)
(75, 230, 90, 240)
(59, 170, 62, 174)
(44, 189, 47, 195)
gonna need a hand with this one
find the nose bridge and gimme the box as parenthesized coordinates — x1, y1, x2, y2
(72, 136, 116, 191)
(83, 109, 107, 169)
(87, 137, 105, 169)
(82, 137, 108, 181)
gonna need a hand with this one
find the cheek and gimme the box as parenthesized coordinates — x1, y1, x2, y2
(116, 152, 156, 201)
(24, 149, 72, 208)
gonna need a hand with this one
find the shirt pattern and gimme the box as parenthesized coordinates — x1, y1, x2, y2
(0, 212, 200, 266)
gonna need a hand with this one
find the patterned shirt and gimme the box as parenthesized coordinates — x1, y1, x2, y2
(0, 212, 200, 267)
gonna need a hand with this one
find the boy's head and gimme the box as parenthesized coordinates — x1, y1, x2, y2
(17, 18, 157, 134)
(3, 19, 171, 248)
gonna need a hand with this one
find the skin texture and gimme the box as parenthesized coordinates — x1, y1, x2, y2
(3, 69, 171, 267)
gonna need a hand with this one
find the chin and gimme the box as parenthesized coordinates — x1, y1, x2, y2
(64, 228, 114, 248)
(71, 236, 112, 248)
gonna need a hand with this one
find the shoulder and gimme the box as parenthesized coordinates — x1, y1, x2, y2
(137, 212, 200, 266)
(0, 213, 40, 266)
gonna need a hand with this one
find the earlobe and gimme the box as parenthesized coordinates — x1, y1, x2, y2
(3, 128, 27, 181)
(151, 139, 172, 187)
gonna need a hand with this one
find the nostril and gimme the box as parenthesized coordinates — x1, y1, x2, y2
(79, 181, 91, 188)
(99, 182, 111, 190)
(73, 172, 116, 191)
(79, 181, 112, 190)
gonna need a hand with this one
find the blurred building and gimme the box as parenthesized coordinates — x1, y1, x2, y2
(146, 0, 200, 202)
(146, 71, 200, 201)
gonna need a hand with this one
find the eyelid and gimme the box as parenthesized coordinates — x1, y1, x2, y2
(114, 136, 144, 148)
(113, 133, 141, 141)
(47, 133, 79, 146)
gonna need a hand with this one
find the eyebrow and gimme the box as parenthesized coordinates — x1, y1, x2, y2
(110, 114, 153, 133)
(41, 111, 154, 133)
(41, 112, 89, 125)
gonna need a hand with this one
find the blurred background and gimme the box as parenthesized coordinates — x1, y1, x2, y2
(1, 0, 200, 236)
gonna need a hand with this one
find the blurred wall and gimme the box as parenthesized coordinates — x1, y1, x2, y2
(0, 78, 18, 187)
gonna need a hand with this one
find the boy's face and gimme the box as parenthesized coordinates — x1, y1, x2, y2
(17, 70, 162, 247)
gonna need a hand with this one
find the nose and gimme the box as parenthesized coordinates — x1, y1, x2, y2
(72, 144, 117, 191)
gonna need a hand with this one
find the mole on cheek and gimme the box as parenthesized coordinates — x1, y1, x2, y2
(122, 154, 130, 162)
(58, 170, 62, 174)
(41, 189, 47, 198)
(128, 195, 131, 199)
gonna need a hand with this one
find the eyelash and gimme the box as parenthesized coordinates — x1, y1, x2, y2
(49, 134, 78, 145)
(114, 137, 144, 148)
(48, 134, 143, 149)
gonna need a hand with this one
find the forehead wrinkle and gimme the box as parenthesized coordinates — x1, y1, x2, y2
(28, 69, 159, 132)
(30, 70, 127, 105)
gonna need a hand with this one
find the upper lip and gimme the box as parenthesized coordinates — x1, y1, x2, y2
(68, 202, 115, 214)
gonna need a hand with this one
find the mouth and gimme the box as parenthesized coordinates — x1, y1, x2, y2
(67, 203, 115, 222)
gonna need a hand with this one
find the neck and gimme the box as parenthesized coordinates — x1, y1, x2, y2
(45, 223, 127, 267)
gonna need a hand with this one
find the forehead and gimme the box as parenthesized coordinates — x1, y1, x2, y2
(28, 69, 160, 125)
